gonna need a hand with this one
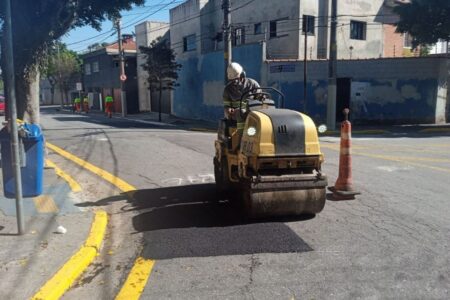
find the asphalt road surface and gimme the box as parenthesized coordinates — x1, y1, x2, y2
(40, 108, 450, 299)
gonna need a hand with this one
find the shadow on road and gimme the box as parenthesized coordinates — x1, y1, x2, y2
(78, 183, 315, 259)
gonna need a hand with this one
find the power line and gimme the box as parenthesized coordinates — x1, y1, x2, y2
(168, 21, 388, 53)
(67, 0, 178, 48)
(69, 0, 399, 52)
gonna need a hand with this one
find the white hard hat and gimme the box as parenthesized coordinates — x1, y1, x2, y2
(227, 62, 244, 80)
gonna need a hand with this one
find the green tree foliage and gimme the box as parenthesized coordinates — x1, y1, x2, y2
(0, 0, 144, 123)
(140, 37, 181, 121)
(42, 42, 81, 105)
(394, 0, 450, 47)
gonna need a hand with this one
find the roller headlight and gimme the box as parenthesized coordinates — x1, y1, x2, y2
(247, 126, 257, 136)
(318, 124, 327, 134)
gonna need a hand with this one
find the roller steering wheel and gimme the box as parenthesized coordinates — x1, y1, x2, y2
(239, 91, 271, 119)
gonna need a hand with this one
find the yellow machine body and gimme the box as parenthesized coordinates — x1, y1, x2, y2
(214, 101, 327, 218)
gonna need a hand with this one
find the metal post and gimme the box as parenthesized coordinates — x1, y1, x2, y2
(303, 19, 308, 114)
(57, 44, 64, 109)
(115, 18, 127, 117)
(327, 0, 338, 130)
(223, 0, 232, 84)
(4, 0, 25, 235)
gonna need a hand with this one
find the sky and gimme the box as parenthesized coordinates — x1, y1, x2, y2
(62, 0, 183, 53)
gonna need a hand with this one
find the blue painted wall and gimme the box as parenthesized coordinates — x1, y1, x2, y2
(174, 45, 447, 125)
(173, 43, 263, 122)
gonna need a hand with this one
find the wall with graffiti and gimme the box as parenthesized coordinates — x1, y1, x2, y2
(173, 42, 449, 125)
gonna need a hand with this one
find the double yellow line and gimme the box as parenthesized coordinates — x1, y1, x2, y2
(44, 142, 155, 300)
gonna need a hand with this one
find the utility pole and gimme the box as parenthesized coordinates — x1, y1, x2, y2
(327, 0, 338, 130)
(115, 18, 127, 117)
(303, 19, 308, 114)
(4, 0, 25, 235)
(57, 43, 64, 109)
(223, 0, 232, 83)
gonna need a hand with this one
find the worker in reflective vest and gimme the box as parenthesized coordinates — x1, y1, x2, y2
(83, 96, 89, 113)
(105, 95, 114, 118)
(74, 97, 81, 113)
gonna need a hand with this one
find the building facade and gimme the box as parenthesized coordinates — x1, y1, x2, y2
(80, 36, 139, 114)
(135, 21, 171, 113)
(169, 0, 411, 61)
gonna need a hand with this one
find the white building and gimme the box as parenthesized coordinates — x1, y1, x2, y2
(135, 21, 171, 113)
(169, 0, 407, 60)
(431, 40, 449, 55)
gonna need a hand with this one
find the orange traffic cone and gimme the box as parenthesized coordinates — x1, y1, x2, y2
(328, 108, 360, 200)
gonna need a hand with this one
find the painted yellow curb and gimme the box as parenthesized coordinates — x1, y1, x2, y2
(322, 129, 388, 135)
(419, 128, 450, 133)
(46, 142, 136, 192)
(31, 210, 108, 300)
(115, 257, 155, 300)
(84, 210, 108, 250)
(45, 159, 82, 192)
(189, 127, 216, 133)
(47, 142, 153, 300)
(353, 129, 388, 135)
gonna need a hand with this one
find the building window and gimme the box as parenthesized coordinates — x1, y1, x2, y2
(270, 18, 288, 38)
(403, 33, 413, 48)
(234, 28, 245, 46)
(254, 23, 262, 35)
(84, 63, 91, 75)
(350, 21, 366, 40)
(302, 15, 315, 35)
(215, 32, 223, 42)
(92, 61, 99, 72)
(183, 34, 196, 52)
(270, 21, 277, 38)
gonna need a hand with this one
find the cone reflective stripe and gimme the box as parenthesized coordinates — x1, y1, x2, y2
(328, 108, 360, 200)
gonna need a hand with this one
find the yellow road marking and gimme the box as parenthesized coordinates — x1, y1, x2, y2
(33, 195, 59, 213)
(387, 156, 450, 163)
(115, 257, 155, 300)
(46, 142, 136, 192)
(47, 142, 154, 300)
(45, 159, 82, 192)
(32, 211, 108, 300)
(357, 153, 450, 174)
(321, 144, 450, 174)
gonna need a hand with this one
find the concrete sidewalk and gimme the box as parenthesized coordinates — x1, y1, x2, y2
(0, 162, 95, 299)
(117, 111, 450, 136)
(54, 105, 450, 136)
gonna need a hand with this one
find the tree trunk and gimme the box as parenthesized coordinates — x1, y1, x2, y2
(50, 87, 55, 105)
(15, 65, 40, 124)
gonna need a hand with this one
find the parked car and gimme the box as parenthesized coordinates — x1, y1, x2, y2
(0, 95, 5, 115)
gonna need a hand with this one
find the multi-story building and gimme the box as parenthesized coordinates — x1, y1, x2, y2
(80, 35, 139, 113)
(169, 0, 413, 60)
(135, 21, 171, 113)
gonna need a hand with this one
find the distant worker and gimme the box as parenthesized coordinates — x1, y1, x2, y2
(223, 62, 261, 135)
(83, 96, 89, 113)
(105, 95, 114, 118)
(74, 97, 81, 113)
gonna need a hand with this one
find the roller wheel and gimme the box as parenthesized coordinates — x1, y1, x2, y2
(214, 157, 230, 192)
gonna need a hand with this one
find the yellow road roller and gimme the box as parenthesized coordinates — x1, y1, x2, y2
(214, 88, 327, 218)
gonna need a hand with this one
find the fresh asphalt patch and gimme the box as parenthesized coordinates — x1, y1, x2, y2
(120, 183, 314, 259)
